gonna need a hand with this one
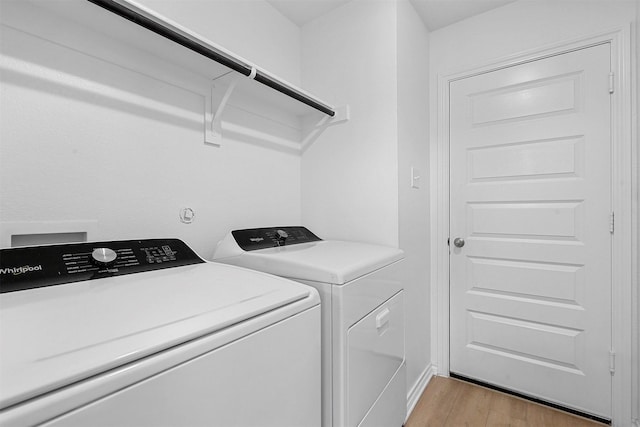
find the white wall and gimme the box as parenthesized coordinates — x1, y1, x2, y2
(430, 0, 636, 78)
(301, 0, 432, 406)
(300, 0, 399, 247)
(0, 0, 303, 258)
(396, 0, 432, 403)
(429, 0, 638, 422)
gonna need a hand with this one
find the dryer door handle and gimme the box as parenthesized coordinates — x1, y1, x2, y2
(376, 308, 391, 329)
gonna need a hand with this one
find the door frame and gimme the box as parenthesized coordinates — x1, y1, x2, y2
(431, 26, 636, 425)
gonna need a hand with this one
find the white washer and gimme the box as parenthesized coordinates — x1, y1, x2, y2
(213, 227, 406, 427)
(0, 238, 321, 427)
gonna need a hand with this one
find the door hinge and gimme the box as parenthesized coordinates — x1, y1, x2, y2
(447, 238, 450, 246)
(610, 212, 615, 233)
(609, 350, 616, 375)
(609, 72, 615, 94)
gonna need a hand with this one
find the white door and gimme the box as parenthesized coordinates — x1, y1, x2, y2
(449, 44, 612, 418)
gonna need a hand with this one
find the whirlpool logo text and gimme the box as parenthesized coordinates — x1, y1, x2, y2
(0, 265, 43, 276)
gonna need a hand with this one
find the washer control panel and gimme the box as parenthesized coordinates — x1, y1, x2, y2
(232, 226, 322, 251)
(0, 239, 204, 294)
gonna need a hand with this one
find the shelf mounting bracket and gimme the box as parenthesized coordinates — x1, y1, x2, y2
(205, 68, 257, 145)
(300, 105, 350, 153)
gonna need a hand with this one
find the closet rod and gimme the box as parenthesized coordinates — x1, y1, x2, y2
(87, 0, 336, 117)
(254, 72, 335, 117)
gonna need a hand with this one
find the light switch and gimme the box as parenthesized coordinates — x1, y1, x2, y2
(411, 167, 421, 189)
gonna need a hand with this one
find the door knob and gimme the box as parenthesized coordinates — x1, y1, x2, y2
(453, 238, 465, 248)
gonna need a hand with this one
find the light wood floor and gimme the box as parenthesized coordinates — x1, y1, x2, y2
(405, 376, 607, 427)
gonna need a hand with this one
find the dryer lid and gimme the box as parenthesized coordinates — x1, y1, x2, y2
(215, 238, 404, 284)
(0, 262, 314, 410)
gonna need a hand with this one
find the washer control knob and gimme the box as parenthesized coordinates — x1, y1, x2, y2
(91, 248, 118, 267)
(275, 229, 288, 245)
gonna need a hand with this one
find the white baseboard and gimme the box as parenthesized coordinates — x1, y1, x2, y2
(406, 363, 436, 422)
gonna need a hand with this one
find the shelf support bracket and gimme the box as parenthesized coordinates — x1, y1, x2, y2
(301, 105, 350, 153)
(205, 74, 239, 145)
(205, 68, 257, 145)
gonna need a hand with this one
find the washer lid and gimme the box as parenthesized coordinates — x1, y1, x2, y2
(217, 240, 404, 284)
(0, 262, 315, 410)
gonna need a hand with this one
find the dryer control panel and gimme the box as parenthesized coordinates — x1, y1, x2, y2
(232, 227, 322, 251)
(0, 239, 204, 293)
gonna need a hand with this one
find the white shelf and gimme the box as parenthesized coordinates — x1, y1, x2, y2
(38, 0, 336, 116)
(14, 0, 349, 152)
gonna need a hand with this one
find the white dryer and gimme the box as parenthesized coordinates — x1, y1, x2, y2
(0, 238, 321, 427)
(213, 227, 406, 427)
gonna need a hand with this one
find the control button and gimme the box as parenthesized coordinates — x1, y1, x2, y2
(91, 248, 118, 267)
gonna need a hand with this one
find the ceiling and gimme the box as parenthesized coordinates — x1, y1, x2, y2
(266, 0, 516, 31)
